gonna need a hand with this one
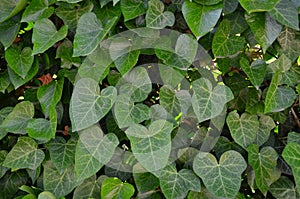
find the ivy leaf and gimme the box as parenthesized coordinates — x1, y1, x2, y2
(269, 0, 299, 30)
(125, 120, 173, 172)
(182, 1, 222, 38)
(223, 0, 239, 15)
(0, 0, 27, 22)
(282, 142, 300, 194)
(0, 101, 34, 134)
(3, 137, 45, 169)
(0, 170, 28, 198)
(248, 144, 279, 195)
(56, 40, 81, 69)
(0, 15, 21, 49)
(46, 137, 76, 172)
(32, 18, 68, 55)
(239, 0, 279, 13)
(0, 107, 13, 140)
(191, 78, 234, 123)
(43, 161, 82, 198)
(270, 176, 300, 199)
(287, 132, 300, 144)
(73, 175, 107, 199)
(146, 0, 175, 29)
(240, 58, 267, 88)
(0, 150, 9, 178)
(193, 0, 222, 5)
(212, 20, 246, 57)
(58, 0, 84, 3)
(158, 64, 184, 88)
(193, 150, 247, 198)
(5, 46, 34, 79)
(255, 115, 275, 147)
(70, 78, 117, 132)
(101, 177, 135, 199)
(246, 12, 282, 52)
(38, 191, 56, 199)
(159, 165, 200, 199)
(21, 0, 53, 22)
(277, 27, 300, 61)
(226, 112, 259, 149)
(26, 118, 54, 143)
(121, 0, 147, 22)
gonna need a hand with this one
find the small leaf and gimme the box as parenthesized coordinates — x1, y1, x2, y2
(240, 58, 267, 88)
(133, 163, 159, 193)
(27, 118, 55, 143)
(193, 0, 222, 5)
(0, 107, 13, 140)
(193, 150, 247, 198)
(226, 112, 259, 149)
(269, 176, 300, 199)
(38, 191, 56, 199)
(121, 0, 147, 22)
(277, 27, 300, 61)
(32, 18, 68, 55)
(21, 0, 52, 22)
(239, 0, 279, 13)
(101, 177, 135, 199)
(248, 144, 279, 195)
(56, 40, 81, 69)
(223, 0, 239, 14)
(182, 1, 222, 38)
(0, 15, 21, 48)
(73, 175, 107, 199)
(255, 115, 275, 147)
(70, 78, 117, 132)
(3, 137, 45, 169)
(0, 170, 28, 198)
(0, 150, 9, 178)
(146, 0, 175, 29)
(287, 132, 300, 144)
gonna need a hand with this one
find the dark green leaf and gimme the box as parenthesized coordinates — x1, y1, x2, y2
(270, 176, 300, 199)
(73, 175, 107, 199)
(101, 177, 135, 199)
(239, 0, 279, 13)
(0, 170, 28, 199)
(21, 0, 53, 22)
(240, 58, 267, 88)
(27, 118, 54, 143)
(0, 15, 20, 48)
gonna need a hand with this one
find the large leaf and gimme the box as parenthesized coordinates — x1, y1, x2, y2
(239, 0, 279, 13)
(159, 165, 200, 199)
(191, 78, 233, 123)
(240, 58, 267, 88)
(226, 112, 259, 149)
(121, 0, 147, 22)
(0, 101, 34, 134)
(146, 0, 175, 29)
(0, 0, 28, 22)
(193, 150, 247, 198)
(101, 177, 135, 199)
(182, 1, 222, 38)
(282, 142, 300, 194)
(125, 120, 173, 172)
(32, 18, 68, 55)
(270, 176, 300, 199)
(3, 137, 45, 169)
(73, 175, 107, 199)
(248, 144, 279, 195)
(0, 15, 21, 49)
(70, 78, 117, 132)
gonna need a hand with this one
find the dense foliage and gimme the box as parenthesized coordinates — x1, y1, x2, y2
(0, 0, 300, 198)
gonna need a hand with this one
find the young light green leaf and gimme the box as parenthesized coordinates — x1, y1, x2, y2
(38, 191, 56, 199)
(5, 46, 34, 79)
(269, 0, 299, 30)
(46, 137, 76, 172)
(121, 0, 147, 22)
(282, 142, 300, 194)
(101, 177, 135, 199)
(240, 58, 267, 88)
(277, 27, 300, 61)
(191, 78, 234, 123)
(255, 115, 275, 147)
(21, 0, 52, 22)
(32, 18, 68, 55)
(193, 150, 247, 198)
(26, 118, 55, 143)
(182, 1, 222, 38)
(0, 15, 21, 49)
(269, 176, 300, 199)
(70, 78, 117, 132)
(73, 175, 107, 199)
(248, 144, 279, 195)
(146, 0, 175, 29)
(0, 101, 34, 134)
(239, 0, 279, 13)
(43, 161, 82, 198)
(125, 120, 173, 172)
(226, 112, 259, 149)
(3, 137, 45, 169)
(0, 0, 28, 22)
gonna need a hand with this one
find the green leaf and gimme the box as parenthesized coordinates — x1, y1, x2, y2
(0, 15, 21, 49)
(239, 0, 279, 13)
(159, 165, 200, 199)
(193, 0, 222, 5)
(270, 176, 300, 199)
(32, 18, 68, 55)
(125, 120, 173, 172)
(193, 150, 247, 198)
(246, 12, 282, 52)
(226, 112, 259, 149)
(5, 46, 34, 78)
(146, 0, 175, 29)
(43, 161, 81, 198)
(287, 131, 300, 144)
(212, 20, 246, 57)
(38, 191, 56, 199)
(158, 64, 184, 88)
(277, 27, 300, 61)
(0, 150, 9, 178)
(58, 0, 84, 3)
(70, 78, 117, 132)
(0, 170, 28, 198)
(56, 40, 81, 69)
(248, 144, 279, 195)
(46, 137, 76, 171)
(240, 58, 267, 88)
(101, 177, 135, 199)
(0, 0, 28, 22)
(269, 53, 291, 73)
(182, 1, 222, 38)
(0, 107, 13, 140)
(121, 0, 147, 21)
(255, 115, 275, 147)
(55, 1, 94, 32)
(223, 0, 239, 15)
(21, 0, 53, 22)
(282, 142, 300, 194)
(26, 118, 54, 143)
(191, 78, 234, 123)
(133, 163, 159, 193)
(0, 71, 10, 94)
(269, 0, 299, 30)
(73, 175, 107, 199)
(3, 137, 45, 169)
(0, 101, 34, 134)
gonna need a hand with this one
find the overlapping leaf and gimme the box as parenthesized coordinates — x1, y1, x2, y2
(26, 118, 54, 143)
(101, 177, 135, 199)
(0, 15, 21, 48)
(277, 27, 300, 61)
(239, 0, 279, 13)
(270, 176, 300, 199)
(0, 0, 27, 22)
(240, 58, 267, 88)
(73, 175, 107, 199)
(121, 0, 147, 22)
(21, 0, 53, 22)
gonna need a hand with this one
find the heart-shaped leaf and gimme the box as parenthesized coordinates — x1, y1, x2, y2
(101, 177, 135, 199)
(32, 18, 68, 55)
(146, 0, 175, 29)
(121, 0, 147, 22)
(70, 78, 117, 132)
(248, 144, 279, 195)
(239, 0, 279, 13)
(0, 107, 13, 140)
(133, 163, 159, 193)
(226, 112, 259, 149)
(270, 176, 300, 199)
(255, 115, 275, 147)
(73, 175, 107, 199)
(21, 0, 52, 22)
(191, 78, 234, 123)
(3, 137, 45, 170)
(277, 27, 300, 61)
(0, 15, 21, 49)
(182, 1, 222, 38)
(26, 118, 55, 143)
(0, 0, 28, 22)
(193, 150, 247, 198)
(240, 58, 267, 88)
(125, 120, 173, 172)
